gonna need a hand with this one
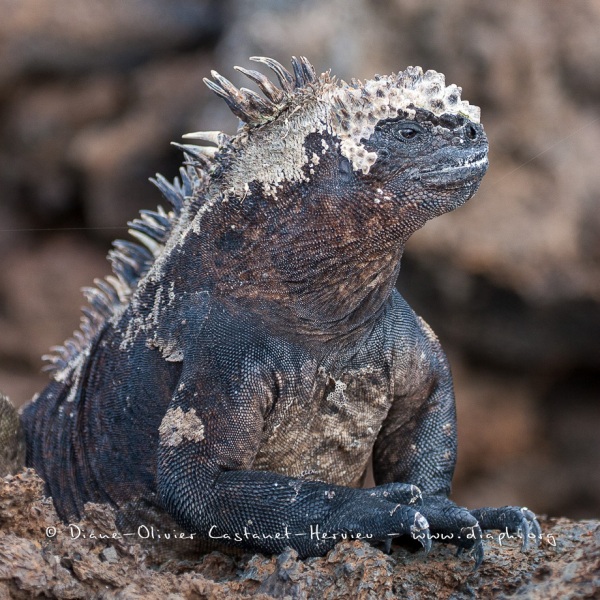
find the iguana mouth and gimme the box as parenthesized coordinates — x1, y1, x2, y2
(420, 154, 488, 188)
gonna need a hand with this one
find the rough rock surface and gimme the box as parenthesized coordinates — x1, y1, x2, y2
(0, 470, 598, 599)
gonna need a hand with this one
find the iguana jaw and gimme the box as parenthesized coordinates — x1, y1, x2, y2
(419, 154, 489, 189)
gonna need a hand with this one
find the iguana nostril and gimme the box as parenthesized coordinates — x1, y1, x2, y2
(465, 123, 478, 140)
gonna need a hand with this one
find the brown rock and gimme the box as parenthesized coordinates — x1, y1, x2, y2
(0, 235, 107, 407)
(0, 0, 221, 84)
(0, 470, 598, 599)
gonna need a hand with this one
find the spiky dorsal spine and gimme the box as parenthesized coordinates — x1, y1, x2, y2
(203, 56, 319, 126)
(42, 56, 320, 378)
(42, 165, 199, 376)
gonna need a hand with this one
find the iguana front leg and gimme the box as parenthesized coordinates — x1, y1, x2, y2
(374, 308, 540, 566)
(155, 353, 431, 558)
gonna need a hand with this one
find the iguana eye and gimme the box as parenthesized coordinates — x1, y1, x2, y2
(396, 125, 421, 140)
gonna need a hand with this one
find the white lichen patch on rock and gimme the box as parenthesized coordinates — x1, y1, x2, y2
(158, 406, 205, 447)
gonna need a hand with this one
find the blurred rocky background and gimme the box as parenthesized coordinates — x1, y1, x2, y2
(0, 0, 598, 520)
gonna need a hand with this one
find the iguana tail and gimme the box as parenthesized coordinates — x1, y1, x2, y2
(0, 392, 26, 476)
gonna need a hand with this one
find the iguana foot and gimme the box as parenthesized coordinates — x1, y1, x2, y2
(419, 495, 484, 568)
(322, 484, 431, 557)
(366, 482, 423, 507)
(470, 505, 542, 550)
(364, 483, 425, 554)
(413, 496, 541, 568)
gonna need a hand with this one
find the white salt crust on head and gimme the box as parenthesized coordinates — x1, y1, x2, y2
(327, 66, 480, 174)
(219, 65, 481, 197)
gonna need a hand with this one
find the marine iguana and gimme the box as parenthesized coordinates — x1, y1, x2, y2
(7, 56, 539, 565)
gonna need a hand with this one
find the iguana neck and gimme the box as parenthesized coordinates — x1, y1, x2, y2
(191, 190, 411, 341)
(272, 241, 406, 339)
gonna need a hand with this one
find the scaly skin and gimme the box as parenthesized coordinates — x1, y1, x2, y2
(14, 57, 539, 565)
(0, 393, 26, 477)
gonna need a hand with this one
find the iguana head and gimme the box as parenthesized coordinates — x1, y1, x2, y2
(187, 57, 488, 332)
(195, 57, 488, 242)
